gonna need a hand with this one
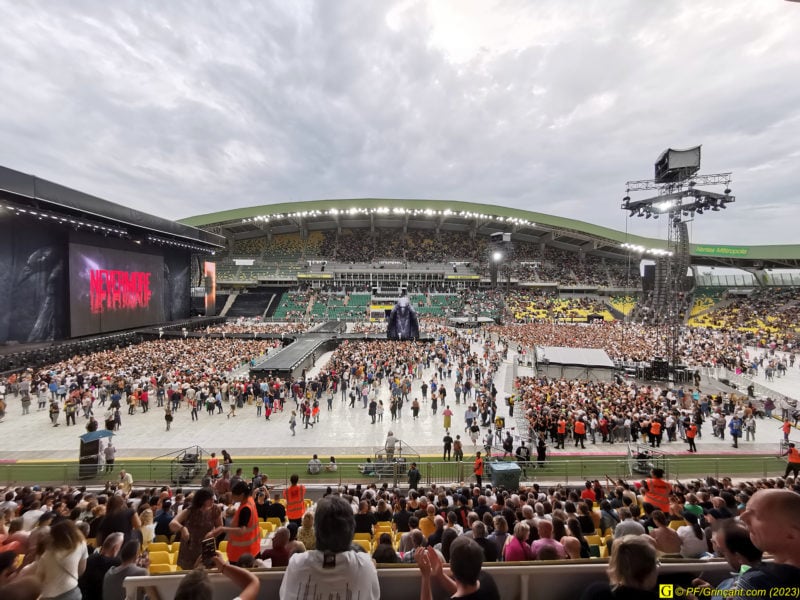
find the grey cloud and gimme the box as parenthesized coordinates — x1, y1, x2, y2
(0, 0, 798, 244)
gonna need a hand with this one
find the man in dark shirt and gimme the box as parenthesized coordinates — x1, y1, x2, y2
(79, 532, 122, 600)
(392, 498, 412, 533)
(266, 493, 287, 522)
(154, 500, 174, 540)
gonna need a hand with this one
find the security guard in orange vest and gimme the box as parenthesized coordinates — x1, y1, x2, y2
(207, 453, 219, 478)
(573, 418, 586, 449)
(473, 451, 484, 489)
(649, 419, 662, 448)
(556, 417, 567, 449)
(212, 481, 260, 565)
(284, 473, 307, 526)
(641, 468, 671, 512)
(783, 443, 800, 478)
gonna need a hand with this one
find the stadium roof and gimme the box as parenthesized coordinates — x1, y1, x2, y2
(180, 199, 800, 267)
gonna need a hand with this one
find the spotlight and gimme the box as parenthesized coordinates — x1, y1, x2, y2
(492, 251, 503, 262)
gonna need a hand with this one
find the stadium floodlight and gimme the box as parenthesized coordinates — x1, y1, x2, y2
(492, 251, 503, 262)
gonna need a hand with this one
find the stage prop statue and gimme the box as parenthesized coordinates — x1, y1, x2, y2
(387, 296, 419, 340)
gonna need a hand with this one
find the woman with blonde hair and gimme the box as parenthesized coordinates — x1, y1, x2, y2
(37, 519, 88, 600)
(139, 508, 155, 547)
(579, 535, 659, 599)
(296, 511, 316, 550)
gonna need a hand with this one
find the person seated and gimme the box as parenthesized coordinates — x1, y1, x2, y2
(279, 495, 380, 600)
(358, 458, 375, 475)
(260, 527, 292, 567)
(579, 535, 659, 599)
(266, 494, 287, 523)
(325, 457, 338, 472)
(416, 537, 501, 600)
(145, 552, 260, 600)
(307, 454, 322, 475)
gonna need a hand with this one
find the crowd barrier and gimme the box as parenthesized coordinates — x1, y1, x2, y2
(125, 558, 733, 600)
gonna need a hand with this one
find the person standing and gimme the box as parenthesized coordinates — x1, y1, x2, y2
(102, 540, 148, 600)
(165, 407, 173, 431)
(212, 481, 260, 566)
(104, 442, 116, 472)
(170, 488, 223, 571)
(443, 405, 453, 430)
(284, 474, 307, 526)
(686, 421, 698, 453)
(453, 435, 464, 461)
(473, 451, 484, 489)
(443, 431, 453, 461)
(408, 462, 421, 490)
(289, 410, 297, 436)
(556, 416, 567, 449)
(574, 418, 586, 449)
(119, 469, 133, 495)
(537, 436, 547, 468)
(781, 418, 792, 442)
(781, 443, 800, 478)
(729, 415, 742, 449)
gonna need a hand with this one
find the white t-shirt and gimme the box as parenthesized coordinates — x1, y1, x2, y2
(37, 542, 88, 597)
(677, 525, 708, 558)
(279, 549, 380, 600)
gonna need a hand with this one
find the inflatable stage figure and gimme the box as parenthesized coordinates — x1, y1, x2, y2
(387, 296, 420, 340)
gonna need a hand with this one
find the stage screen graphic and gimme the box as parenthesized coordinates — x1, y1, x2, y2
(69, 243, 165, 336)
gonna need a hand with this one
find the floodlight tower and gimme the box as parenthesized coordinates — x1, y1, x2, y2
(622, 146, 734, 374)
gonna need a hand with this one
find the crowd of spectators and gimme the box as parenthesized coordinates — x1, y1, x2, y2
(1, 469, 799, 599)
(688, 288, 800, 336)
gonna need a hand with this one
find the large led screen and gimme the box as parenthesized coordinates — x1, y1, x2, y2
(69, 243, 165, 336)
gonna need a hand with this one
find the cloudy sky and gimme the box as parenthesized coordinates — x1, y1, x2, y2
(1, 1, 798, 245)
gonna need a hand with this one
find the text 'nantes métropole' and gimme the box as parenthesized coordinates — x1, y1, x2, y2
(89, 270, 152, 313)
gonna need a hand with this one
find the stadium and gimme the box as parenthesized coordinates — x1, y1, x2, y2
(1, 163, 799, 597)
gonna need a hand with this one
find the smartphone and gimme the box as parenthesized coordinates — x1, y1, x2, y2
(201, 537, 216, 567)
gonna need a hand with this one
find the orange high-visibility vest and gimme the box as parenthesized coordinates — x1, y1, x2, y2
(284, 484, 306, 520)
(644, 478, 671, 512)
(788, 448, 800, 464)
(557, 420, 566, 434)
(650, 422, 662, 435)
(574, 421, 586, 436)
(207, 457, 219, 477)
(226, 497, 260, 563)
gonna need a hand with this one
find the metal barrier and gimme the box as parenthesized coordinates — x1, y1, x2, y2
(1, 455, 788, 487)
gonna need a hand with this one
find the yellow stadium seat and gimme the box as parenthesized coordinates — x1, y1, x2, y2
(147, 542, 171, 553)
(669, 520, 686, 530)
(149, 564, 176, 574)
(375, 521, 392, 530)
(600, 545, 609, 558)
(267, 517, 282, 528)
(218, 541, 228, 552)
(354, 533, 372, 542)
(148, 551, 174, 565)
(585, 535, 603, 547)
(353, 539, 371, 552)
(154, 535, 170, 544)
(304, 499, 313, 508)
(170, 542, 180, 553)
